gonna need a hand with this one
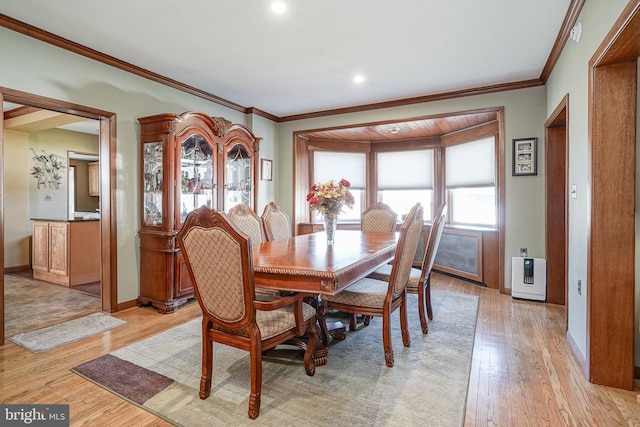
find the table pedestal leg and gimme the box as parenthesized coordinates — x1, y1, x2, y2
(282, 296, 349, 366)
(317, 298, 347, 344)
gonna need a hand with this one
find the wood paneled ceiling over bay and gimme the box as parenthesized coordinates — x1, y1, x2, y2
(300, 111, 498, 142)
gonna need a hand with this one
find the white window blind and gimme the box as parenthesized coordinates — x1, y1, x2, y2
(313, 151, 366, 188)
(377, 149, 434, 189)
(445, 137, 495, 188)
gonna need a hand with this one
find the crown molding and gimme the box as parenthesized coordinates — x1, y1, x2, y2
(278, 79, 543, 122)
(540, 0, 586, 82)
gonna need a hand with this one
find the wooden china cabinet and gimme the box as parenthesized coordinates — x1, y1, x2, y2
(137, 111, 261, 313)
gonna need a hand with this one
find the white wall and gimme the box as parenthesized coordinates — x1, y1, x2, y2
(0, 27, 278, 303)
(275, 86, 548, 290)
(545, 0, 630, 362)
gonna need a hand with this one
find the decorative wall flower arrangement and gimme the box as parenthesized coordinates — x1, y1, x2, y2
(30, 148, 66, 189)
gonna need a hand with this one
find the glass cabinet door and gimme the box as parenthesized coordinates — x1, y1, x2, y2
(224, 143, 252, 209)
(143, 141, 163, 226)
(179, 135, 215, 224)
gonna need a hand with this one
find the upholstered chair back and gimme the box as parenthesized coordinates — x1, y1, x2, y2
(361, 202, 398, 233)
(421, 203, 447, 275)
(261, 202, 292, 241)
(177, 206, 254, 327)
(388, 203, 423, 299)
(228, 204, 265, 244)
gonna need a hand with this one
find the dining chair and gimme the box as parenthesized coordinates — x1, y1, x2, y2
(261, 201, 292, 241)
(351, 202, 400, 329)
(228, 203, 265, 243)
(369, 203, 447, 334)
(175, 206, 318, 419)
(361, 201, 398, 233)
(322, 203, 424, 367)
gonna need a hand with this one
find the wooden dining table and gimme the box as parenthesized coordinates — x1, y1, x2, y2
(252, 229, 398, 365)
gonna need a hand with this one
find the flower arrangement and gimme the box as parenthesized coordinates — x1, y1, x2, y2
(307, 178, 355, 219)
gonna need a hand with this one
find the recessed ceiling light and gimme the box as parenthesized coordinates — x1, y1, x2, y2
(271, 2, 287, 13)
(388, 126, 401, 134)
(353, 74, 365, 84)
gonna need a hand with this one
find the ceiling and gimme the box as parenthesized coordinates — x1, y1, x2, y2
(0, 0, 573, 119)
(3, 103, 99, 135)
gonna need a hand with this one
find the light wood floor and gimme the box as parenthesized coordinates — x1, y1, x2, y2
(1, 272, 639, 426)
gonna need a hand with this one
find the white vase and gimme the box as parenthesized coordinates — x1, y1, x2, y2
(323, 215, 337, 245)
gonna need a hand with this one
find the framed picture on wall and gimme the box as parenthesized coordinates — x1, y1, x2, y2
(512, 138, 537, 176)
(261, 158, 273, 181)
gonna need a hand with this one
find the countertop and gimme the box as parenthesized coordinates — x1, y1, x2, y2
(31, 218, 100, 222)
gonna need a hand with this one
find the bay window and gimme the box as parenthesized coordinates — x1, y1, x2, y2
(301, 127, 499, 230)
(377, 149, 434, 220)
(444, 137, 497, 227)
(313, 151, 366, 222)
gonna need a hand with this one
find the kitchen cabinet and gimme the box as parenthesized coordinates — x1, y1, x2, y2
(32, 219, 101, 286)
(137, 111, 261, 313)
(88, 161, 100, 196)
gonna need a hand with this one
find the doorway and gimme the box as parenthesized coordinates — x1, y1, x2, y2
(0, 86, 117, 345)
(545, 95, 568, 310)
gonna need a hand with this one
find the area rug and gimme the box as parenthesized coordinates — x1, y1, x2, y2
(10, 312, 126, 353)
(72, 291, 478, 426)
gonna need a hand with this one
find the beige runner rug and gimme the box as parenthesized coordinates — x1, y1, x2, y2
(10, 312, 126, 353)
(72, 291, 477, 426)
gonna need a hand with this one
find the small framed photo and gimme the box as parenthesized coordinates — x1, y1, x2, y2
(512, 138, 538, 176)
(261, 158, 273, 181)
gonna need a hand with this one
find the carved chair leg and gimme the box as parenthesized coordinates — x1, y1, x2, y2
(349, 314, 371, 330)
(400, 296, 411, 348)
(418, 284, 429, 335)
(382, 311, 394, 367)
(248, 340, 262, 420)
(349, 313, 358, 331)
(426, 275, 433, 320)
(200, 326, 213, 399)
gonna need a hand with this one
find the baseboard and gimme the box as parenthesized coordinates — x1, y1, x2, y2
(117, 299, 138, 312)
(566, 330, 589, 380)
(4, 265, 31, 273)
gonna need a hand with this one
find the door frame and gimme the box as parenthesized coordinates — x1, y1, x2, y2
(545, 94, 569, 311)
(0, 86, 118, 345)
(586, 1, 639, 389)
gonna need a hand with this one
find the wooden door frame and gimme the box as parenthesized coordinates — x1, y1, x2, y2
(586, 1, 639, 389)
(0, 87, 118, 345)
(544, 94, 569, 311)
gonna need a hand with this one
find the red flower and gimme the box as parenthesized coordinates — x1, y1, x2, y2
(346, 190, 355, 204)
(308, 197, 320, 205)
(306, 191, 314, 201)
(339, 179, 350, 188)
